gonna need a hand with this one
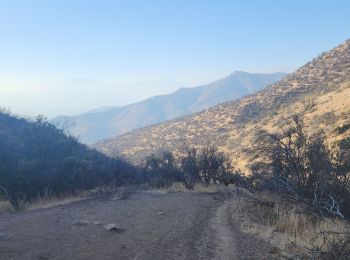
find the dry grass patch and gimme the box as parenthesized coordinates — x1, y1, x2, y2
(192, 183, 220, 193)
(231, 191, 349, 258)
(24, 194, 88, 211)
(0, 192, 92, 214)
(151, 182, 219, 194)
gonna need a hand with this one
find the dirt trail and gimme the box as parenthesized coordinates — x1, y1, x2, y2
(0, 189, 274, 260)
(209, 199, 239, 259)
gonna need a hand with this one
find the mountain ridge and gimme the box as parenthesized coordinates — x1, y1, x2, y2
(52, 71, 286, 144)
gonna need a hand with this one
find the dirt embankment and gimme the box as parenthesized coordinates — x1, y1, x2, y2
(0, 189, 277, 260)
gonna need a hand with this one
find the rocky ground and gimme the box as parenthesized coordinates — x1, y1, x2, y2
(0, 188, 278, 260)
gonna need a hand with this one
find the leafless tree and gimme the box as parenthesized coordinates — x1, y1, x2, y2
(254, 115, 350, 218)
(180, 146, 199, 190)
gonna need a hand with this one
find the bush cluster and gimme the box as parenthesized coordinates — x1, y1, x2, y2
(252, 115, 350, 218)
(143, 145, 236, 189)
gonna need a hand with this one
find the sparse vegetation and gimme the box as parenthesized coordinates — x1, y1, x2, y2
(241, 114, 350, 258)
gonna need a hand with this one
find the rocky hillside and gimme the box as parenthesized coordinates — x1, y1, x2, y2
(51, 72, 286, 144)
(95, 39, 350, 171)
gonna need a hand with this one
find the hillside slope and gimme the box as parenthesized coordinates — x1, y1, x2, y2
(0, 111, 124, 208)
(51, 72, 286, 144)
(95, 39, 350, 171)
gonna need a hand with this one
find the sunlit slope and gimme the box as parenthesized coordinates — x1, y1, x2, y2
(95, 39, 350, 172)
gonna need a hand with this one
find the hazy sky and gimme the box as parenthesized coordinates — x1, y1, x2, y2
(0, 0, 350, 117)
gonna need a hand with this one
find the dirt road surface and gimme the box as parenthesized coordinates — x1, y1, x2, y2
(0, 189, 276, 260)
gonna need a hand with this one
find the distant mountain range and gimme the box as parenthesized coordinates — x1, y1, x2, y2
(51, 71, 287, 144)
(95, 39, 350, 171)
(4, 78, 183, 118)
